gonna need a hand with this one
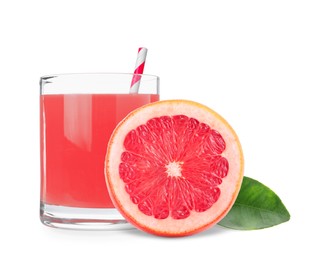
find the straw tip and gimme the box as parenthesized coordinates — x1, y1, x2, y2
(139, 47, 148, 52)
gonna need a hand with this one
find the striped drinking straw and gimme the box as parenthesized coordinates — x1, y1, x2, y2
(130, 47, 148, 93)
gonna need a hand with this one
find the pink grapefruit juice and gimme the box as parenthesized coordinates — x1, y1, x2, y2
(40, 93, 159, 208)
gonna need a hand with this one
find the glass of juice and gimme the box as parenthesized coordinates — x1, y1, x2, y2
(40, 73, 159, 230)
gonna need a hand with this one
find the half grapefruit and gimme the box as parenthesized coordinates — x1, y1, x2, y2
(105, 100, 244, 236)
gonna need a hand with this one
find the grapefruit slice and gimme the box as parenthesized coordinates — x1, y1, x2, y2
(105, 100, 244, 236)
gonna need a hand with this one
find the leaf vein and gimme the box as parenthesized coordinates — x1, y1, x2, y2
(232, 202, 289, 218)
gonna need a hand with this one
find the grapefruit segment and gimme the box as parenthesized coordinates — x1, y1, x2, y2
(105, 100, 244, 236)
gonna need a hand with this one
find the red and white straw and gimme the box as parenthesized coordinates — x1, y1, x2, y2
(130, 47, 148, 93)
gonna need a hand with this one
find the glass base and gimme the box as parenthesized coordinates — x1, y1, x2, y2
(40, 202, 133, 230)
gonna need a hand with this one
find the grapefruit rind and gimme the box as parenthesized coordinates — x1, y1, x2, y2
(105, 100, 244, 236)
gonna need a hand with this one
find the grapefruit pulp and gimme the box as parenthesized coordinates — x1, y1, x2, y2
(105, 100, 244, 236)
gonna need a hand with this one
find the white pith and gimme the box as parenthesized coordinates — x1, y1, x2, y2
(166, 161, 183, 177)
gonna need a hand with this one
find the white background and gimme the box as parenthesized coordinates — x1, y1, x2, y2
(0, 0, 311, 259)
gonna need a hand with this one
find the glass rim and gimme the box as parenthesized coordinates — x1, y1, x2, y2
(40, 72, 159, 95)
(40, 72, 159, 81)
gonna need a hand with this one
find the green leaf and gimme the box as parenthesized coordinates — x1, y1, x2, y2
(218, 176, 290, 230)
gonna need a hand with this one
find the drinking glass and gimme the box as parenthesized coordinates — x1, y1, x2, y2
(40, 73, 159, 230)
